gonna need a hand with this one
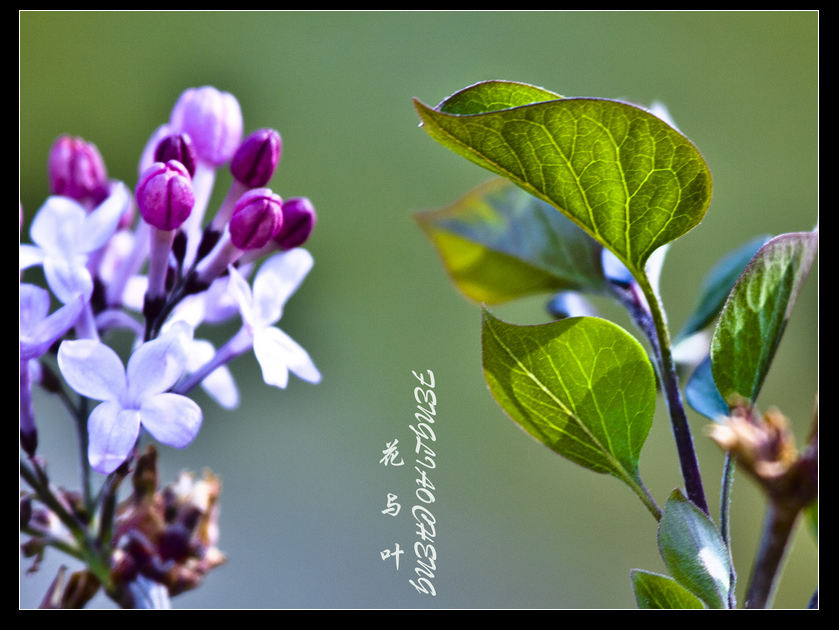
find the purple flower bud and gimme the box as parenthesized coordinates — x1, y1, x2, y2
(169, 87, 243, 166)
(230, 128, 282, 187)
(154, 134, 197, 178)
(229, 188, 283, 250)
(48, 136, 109, 205)
(273, 197, 316, 249)
(135, 161, 195, 231)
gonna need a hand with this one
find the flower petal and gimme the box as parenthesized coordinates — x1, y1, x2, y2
(79, 182, 129, 253)
(88, 401, 140, 474)
(126, 321, 192, 399)
(21, 294, 84, 361)
(140, 393, 202, 449)
(254, 326, 321, 388)
(19, 244, 47, 272)
(43, 254, 93, 304)
(30, 196, 86, 256)
(19, 284, 51, 332)
(252, 249, 313, 326)
(58, 339, 126, 401)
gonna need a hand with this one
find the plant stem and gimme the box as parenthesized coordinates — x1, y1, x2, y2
(636, 276, 709, 515)
(745, 501, 799, 608)
(720, 454, 737, 608)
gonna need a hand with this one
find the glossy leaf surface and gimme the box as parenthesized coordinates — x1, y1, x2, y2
(415, 81, 713, 275)
(631, 569, 705, 609)
(481, 310, 657, 506)
(710, 231, 818, 407)
(676, 235, 771, 342)
(658, 489, 732, 609)
(415, 178, 607, 304)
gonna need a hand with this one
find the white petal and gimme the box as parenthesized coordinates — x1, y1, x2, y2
(19, 244, 46, 272)
(58, 339, 126, 401)
(227, 264, 255, 328)
(126, 322, 192, 399)
(43, 254, 93, 304)
(252, 249, 313, 326)
(88, 402, 140, 474)
(645, 243, 670, 299)
(254, 326, 321, 387)
(140, 393, 202, 449)
(30, 197, 86, 256)
(201, 364, 239, 409)
(80, 183, 129, 253)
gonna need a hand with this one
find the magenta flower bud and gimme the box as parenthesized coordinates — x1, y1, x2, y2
(169, 87, 243, 166)
(229, 188, 283, 250)
(48, 135, 109, 205)
(154, 133, 197, 178)
(230, 128, 281, 187)
(135, 161, 195, 231)
(273, 197, 316, 249)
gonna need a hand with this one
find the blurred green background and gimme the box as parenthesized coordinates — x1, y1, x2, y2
(20, 12, 817, 608)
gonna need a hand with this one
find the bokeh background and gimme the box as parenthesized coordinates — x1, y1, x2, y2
(20, 12, 817, 608)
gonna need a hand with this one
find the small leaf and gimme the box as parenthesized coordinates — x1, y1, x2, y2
(710, 231, 818, 407)
(805, 499, 817, 541)
(415, 178, 608, 304)
(481, 309, 657, 507)
(631, 569, 705, 609)
(415, 81, 713, 275)
(676, 235, 771, 342)
(685, 356, 729, 422)
(658, 489, 732, 609)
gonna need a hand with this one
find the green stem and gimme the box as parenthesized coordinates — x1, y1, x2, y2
(636, 276, 709, 515)
(720, 454, 737, 608)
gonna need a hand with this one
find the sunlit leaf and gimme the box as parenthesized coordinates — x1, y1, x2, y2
(676, 234, 771, 342)
(482, 309, 658, 515)
(631, 569, 705, 609)
(415, 81, 712, 275)
(658, 489, 732, 609)
(415, 178, 608, 304)
(710, 231, 818, 407)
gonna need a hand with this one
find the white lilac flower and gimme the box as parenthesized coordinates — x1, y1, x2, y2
(20, 183, 129, 304)
(227, 249, 320, 389)
(57, 321, 202, 474)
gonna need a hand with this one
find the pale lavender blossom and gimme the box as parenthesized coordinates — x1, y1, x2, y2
(57, 321, 202, 474)
(20, 184, 129, 304)
(226, 249, 320, 389)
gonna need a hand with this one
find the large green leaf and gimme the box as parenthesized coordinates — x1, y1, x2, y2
(676, 235, 771, 342)
(415, 81, 712, 275)
(631, 569, 705, 609)
(710, 230, 818, 407)
(415, 178, 608, 304)
(658, 489, 732, 609)
(482, 309, 658, 515)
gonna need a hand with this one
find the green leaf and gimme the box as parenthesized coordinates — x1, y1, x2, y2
(631, 569, 706, 609)
(710, 231, 818, 407)
(481, 309, 659, 516)
(685, 356, 729, 422)
(676, 235, 771, 342)
(658, 489, 732, 609)
(415, 81, 712, 275)
(805, 499, 817, 541)
(415, 178, 608, 304)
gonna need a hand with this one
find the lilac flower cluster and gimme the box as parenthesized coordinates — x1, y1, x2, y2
(20, 87, 320, 606)
(21, 86, 320, 473)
